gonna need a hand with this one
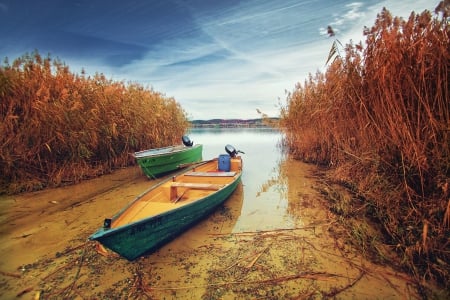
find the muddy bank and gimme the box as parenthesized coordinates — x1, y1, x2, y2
(0, 160, 420, 299)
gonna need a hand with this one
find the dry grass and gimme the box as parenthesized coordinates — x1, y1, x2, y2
(281, 8, 449, 288)
(0, 52, 189, 194)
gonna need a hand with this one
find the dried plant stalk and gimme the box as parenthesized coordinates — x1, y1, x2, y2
(0, 52, 189, 194)
(281, 8, 449, 288)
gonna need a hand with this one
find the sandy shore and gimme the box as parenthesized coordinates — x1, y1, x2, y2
(0, 162, 420, 299)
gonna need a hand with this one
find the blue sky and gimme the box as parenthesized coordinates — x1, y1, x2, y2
(0, 0, 435, 120)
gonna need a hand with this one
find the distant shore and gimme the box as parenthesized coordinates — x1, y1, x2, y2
(190, 118, 279, 128)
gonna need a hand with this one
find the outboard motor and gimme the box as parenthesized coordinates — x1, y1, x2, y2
(219, 144, 244, 171)
(225, 144, 244, 157)
(182, 135, 194, 147)
(225, 144, 237, 157)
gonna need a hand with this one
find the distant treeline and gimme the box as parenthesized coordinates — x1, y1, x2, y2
(281, 8, 449, 289)
(0, 52, 189, 194)
(190, 118, 279, 128)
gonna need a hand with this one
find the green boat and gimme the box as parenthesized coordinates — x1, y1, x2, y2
(89, 145, 244, 260)
(133, 136, 203, 178)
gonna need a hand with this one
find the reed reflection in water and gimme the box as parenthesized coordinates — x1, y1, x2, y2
(189, 128, 300, 232)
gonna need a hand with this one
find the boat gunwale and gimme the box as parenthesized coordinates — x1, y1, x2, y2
(89, 158, 243, 240)
(90, 174, 241, 241)
(133, 144, 202, 159)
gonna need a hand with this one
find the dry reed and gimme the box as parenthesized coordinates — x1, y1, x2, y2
(0, 52, 189, 194)
(281, 8, 449, 288)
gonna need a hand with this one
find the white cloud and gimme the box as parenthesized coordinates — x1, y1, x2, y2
(63, 0, 435, 120)
(338, 0, 435, 46)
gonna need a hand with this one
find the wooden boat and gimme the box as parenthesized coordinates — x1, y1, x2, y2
(89, 145, 244, 260)
(133, 136, 203, 179)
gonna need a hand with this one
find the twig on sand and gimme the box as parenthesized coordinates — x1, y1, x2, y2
(150, 271, 342, 291)
(209, 225, 326, 237)
(60, 243, 87, 298)
(41, 259, 78, 281)
(56, 241, 89, 257)
(322, 270, 366, 298)
(41, 242, 89, 298)
(246, 245, 270, 269)
(0, 270, 21, 278)
(128, 267, 153, 299)
(41, 247, 86, 282)
(223, 245, 270, 271)
(16, 287, 33, 297)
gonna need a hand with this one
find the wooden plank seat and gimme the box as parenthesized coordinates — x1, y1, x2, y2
(185, 171, 236, 177)
(170, 182, 224, 201)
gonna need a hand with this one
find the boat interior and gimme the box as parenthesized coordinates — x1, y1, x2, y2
(110, 156, 242, 228)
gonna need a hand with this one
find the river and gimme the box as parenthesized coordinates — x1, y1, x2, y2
(0, 128, 419, 299)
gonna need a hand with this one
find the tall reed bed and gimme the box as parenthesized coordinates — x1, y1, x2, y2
(281, 9, 449, 287)
(1, 52, 189, 194)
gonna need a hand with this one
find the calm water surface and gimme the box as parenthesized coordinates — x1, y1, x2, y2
(189, 128, 299, 232)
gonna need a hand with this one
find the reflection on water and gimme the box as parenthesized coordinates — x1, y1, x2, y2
(189, 128, 298, 232)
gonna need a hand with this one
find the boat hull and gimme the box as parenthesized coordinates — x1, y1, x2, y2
(89, 155, 243, 260)
(89, 179, 240, 260)
(134, 144, 203, 178)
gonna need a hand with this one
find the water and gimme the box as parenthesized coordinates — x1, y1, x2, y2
(189, 128, 297, 232)
(0, 128, 420, 299)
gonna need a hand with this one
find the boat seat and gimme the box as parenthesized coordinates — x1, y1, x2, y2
(170, 182, 223, 201)
(185, 171, 236, 177)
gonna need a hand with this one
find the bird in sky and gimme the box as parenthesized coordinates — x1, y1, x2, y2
(327, 25, 335, 37)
